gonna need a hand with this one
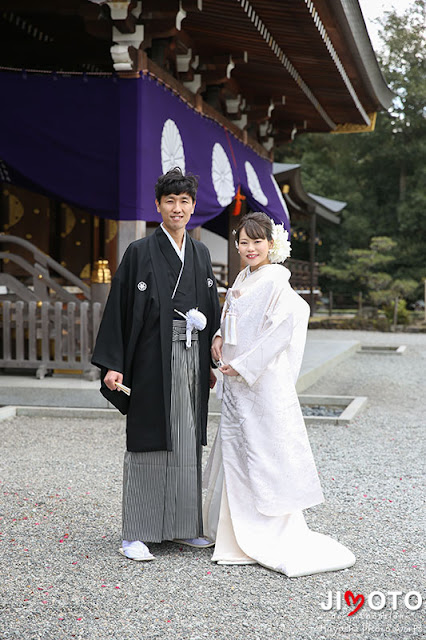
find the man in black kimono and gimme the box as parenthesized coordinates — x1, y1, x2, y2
(92, 167, 221, 561)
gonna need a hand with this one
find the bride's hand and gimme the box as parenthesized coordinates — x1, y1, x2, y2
(220, 364, 239, 377)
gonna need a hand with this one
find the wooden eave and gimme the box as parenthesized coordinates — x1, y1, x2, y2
(314, 0, 394, 110)
(273, 163, 343, 224)
(183, 1, 349, 134)
(177, 0, 392, 140)
(0, 0, 393, 144)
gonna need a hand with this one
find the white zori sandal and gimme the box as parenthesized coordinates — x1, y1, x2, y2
(119, 540, 155, 561)
(174, 537, 215, 548)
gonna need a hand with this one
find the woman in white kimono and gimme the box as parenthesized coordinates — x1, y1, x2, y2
(204, 212, 355, 577)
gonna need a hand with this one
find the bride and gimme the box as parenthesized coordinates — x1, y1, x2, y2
(204, 211, 355, 577)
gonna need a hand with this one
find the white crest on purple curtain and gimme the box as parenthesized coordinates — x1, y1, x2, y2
(270, 174, 290, 221)
(161, 119, 186, 174)
(211, 143, 235, 206)
(245, 161, 268, 206)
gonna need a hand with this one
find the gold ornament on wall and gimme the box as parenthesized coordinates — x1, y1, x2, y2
(80, 263, 91, 279)
(106, 220, 118, 244)
(61, 204, 76, 237)
(4, 194, 24, 230)
(92, 260, 111, 284)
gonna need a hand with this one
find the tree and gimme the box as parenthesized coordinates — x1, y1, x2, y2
(321, 236, 417, 320)
(275, 1, 426, 301)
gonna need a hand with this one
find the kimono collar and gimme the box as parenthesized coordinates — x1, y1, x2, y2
(160, 223, 186, 263)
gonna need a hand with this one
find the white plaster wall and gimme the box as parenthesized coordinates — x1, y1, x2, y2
(200, 229, 228, 266)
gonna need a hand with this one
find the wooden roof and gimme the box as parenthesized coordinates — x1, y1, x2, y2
(273, 162, 344, 224)
(0, 0, 393, 147)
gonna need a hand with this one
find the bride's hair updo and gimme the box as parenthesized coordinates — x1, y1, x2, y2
(235, 211, 273, 243)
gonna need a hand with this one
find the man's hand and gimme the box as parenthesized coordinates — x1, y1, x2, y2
(220, 364, 239, 377)
(209, 367, 217, 389)
(211, 335, 223, 364)
(104, 369, 123, 391)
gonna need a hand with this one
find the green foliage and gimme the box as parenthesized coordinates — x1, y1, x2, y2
(320, 234, 418, 310)
(275, 1, 426, 299)
(383, 299, 410, 324)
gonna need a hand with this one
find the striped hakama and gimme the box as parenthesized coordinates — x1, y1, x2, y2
(122, 320, 203, 543)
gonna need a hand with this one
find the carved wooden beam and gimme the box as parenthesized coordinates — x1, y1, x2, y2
(109, 1, 144, 72)
(107, 0, 202, 72)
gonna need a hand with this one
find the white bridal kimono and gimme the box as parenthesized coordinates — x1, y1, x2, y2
(204, 264, 355, 577)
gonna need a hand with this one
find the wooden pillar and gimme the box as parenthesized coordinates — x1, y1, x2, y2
(309, 210, 317, 315)
(49, 200, 61, 264)
(92, 215, 101, 266)
(189, 226, 201, 241)
(117, 220, 146, 265)
(228, 202, 246, 285)
(104, 219, 118, 276)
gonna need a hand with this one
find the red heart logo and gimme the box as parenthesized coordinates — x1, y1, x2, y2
(344, 590, 365, 616)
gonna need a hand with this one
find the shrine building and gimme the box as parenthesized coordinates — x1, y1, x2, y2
(0, 0, 393, 374)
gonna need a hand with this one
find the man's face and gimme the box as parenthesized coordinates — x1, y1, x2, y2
(156, 192, 195, 236)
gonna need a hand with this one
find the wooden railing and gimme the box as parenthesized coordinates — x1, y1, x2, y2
(211, 259, 319, 292)
(0, 300, 103, 379)
(0, 234, 91, 303)
(287, 258, 319, 291)
(0, 235, 107, 378)
(212, 262, 228, 288)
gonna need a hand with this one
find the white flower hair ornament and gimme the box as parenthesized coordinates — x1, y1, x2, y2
(268, 220, 291, 263)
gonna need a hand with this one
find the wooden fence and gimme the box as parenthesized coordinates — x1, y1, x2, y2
(0, 300, 102, 379)
(287, 258, 319, 291)
(211, 259, 319, 291)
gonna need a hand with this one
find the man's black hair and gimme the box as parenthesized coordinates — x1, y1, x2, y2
(155, 167, 199, 202)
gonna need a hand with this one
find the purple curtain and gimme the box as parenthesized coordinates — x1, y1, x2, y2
(0, 71, 289, 231)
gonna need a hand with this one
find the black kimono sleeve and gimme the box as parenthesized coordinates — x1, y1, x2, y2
(91, 246, 134, 414)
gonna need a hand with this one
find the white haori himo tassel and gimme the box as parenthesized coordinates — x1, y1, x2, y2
(174, 308, 207, 348)
(224, 312, 237, 345)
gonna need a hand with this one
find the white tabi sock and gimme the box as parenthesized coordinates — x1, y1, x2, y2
(121, 540, 155, 560)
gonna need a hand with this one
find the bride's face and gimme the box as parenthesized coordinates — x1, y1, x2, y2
(238, 227, 273, 271)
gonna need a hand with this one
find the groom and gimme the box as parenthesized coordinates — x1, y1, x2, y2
(92, 167, 220, 560)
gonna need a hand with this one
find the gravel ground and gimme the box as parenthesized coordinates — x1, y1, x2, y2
(0, 329, 424, 640)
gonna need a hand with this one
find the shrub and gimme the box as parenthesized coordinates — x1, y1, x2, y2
(383, 299, 410, 325)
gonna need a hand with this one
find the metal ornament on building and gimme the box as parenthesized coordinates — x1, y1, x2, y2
(91, 259, 111, 284)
